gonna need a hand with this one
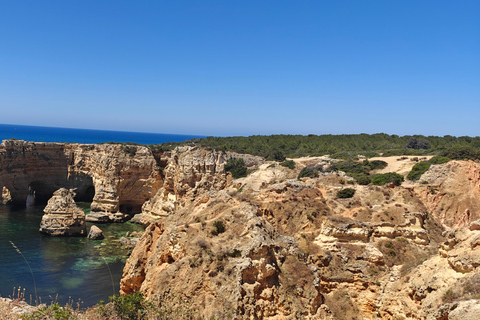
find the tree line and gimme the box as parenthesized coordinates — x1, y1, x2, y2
(154, 134, 480, 160)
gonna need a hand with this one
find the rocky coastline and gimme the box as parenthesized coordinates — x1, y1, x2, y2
(1, 139, 480, 319)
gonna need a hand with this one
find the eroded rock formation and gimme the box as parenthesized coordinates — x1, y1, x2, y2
(39, 188, 86, 236)
(121, 154, 480, 319)
(0, 140, 162, 217)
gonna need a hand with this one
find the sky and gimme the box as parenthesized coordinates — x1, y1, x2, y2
(0, 1, 479, 137)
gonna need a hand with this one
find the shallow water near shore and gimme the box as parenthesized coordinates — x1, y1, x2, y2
(0, 204, 144, 307)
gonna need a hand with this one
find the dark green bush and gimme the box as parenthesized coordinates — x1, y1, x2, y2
(407, 162, 431, 181)
(351, 173, 371, 185)
(280, 160, 296, 169)
(211, 220, 226, 236)
(368, 160, 388, 170)
(110, 292, 150, 320)
(331, 161, 369, 175)
(407, 155, 450, 181)
(336, 188, 356, 199)
(229, 249, 242, 258)
(23, 303, 77, 320)
(121, 145, 138, 156)
(371, 172, 404, 186)
(225, 158, 247, 179)
(440, 146, 480, 160)
(271, 151, 286, 162)
(298, 168, 318, 179)
(405, 137, 431, 149)
(428, 155, 450, 164)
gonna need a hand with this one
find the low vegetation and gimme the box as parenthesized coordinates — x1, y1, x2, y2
(330, 159, 389, 185)
(407, 155, 451, 181)
(1, 291, 197, 320)
(371, 172, 404, 186)
(279, 160, 295, 169)
(224, 158, 247, 179)
(336, 188, 356, 199)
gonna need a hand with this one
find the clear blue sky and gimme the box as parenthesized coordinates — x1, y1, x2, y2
(0, 1, 478, 137)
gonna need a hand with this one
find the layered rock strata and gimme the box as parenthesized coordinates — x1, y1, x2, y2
(121, 154, 480, 319)
(0, 140, 162, 217)
(39, 188, 86, 236)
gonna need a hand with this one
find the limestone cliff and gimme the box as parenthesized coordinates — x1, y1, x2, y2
(0, 140, 162, 216)
(121, 154, 480, 319)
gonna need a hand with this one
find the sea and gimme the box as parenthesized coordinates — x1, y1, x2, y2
(0, 124, 205, 307)
(0, 123, 205, 145)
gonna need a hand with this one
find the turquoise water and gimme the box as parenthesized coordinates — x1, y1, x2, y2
(0, 204, 144, 307)
(0, 123, 205, 144)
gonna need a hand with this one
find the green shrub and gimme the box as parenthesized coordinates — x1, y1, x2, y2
(331, 160, 369, 175)
(225, 158, 247, 179)
(121, 145, 138, 156)
(429, 155, 450, 164)
(407, 155, 451, 181)
(211, 220, 226, 236)
(229, 249, 242, 258)
(110, 292, 150, 320)
(271, 151, 286, 162)
(351, 173, 371, 185)
(336, 188, 356, 199)
(280, 160, 295, 169)
(368, 160, 388, 170)
(405, 137, 431, 150)
(23, 303, 78, 320)
(371, 172, 404, 186)
(440, 146, 480, 160)
(297, 168, 319, 179)
(407, 161, 432, 181)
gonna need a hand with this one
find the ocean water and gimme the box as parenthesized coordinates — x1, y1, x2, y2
(0, 203, 144, 307)
(0, 123, 205, 145)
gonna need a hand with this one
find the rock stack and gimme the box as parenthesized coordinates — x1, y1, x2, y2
(39, 188, 87, 236)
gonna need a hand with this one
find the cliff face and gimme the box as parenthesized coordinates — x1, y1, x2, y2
(122, 155, 480, 319)
(0, 140, 161, 215)
(411, 160, 480, 228)
(3, 140, 480, 318)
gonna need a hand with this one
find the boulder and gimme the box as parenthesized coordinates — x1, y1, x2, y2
(85, 212, 111, 223)
(39, 188, 86, 236)
(88, 225, 104, 240)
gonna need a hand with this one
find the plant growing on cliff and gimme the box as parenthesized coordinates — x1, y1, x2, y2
(109, 292, 150, 320)
(23, 302, 78, 320)
(211, 220, 226, 236)
(371, 172, 404, 186)
(407, 155, 450, 181)
(121, 145, 138, 156)
(225, 158, 247, 179)
(336, 188, 355, 199)
(280, 160, 295, 169)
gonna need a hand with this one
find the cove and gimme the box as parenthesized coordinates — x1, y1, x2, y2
(0, 203, 144, 307)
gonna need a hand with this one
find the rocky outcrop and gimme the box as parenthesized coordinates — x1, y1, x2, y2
(87, 225, 104, 240)
(119, 154, 480, 319)
(39, 188, 86, 236)
(0, 140, 162, 217)
(413, 160, 480, 228)
(122, 197, 324, 319)
(140, 147, 263, 221)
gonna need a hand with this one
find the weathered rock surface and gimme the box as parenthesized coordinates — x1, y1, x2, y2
(122, 198, 324, 319)
(0, 140, 162, 216)
(120, 153, 480, 319)
(87, 225, 104, 240)
(5, 140, 480, 318)
(39, 188, 86, 236)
